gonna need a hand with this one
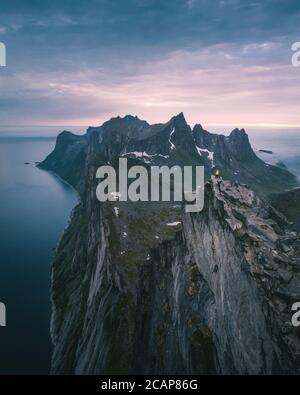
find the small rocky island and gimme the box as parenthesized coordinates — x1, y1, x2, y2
(259, 149, 273, 154)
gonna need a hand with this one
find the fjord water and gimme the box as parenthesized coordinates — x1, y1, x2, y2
(248, 128, 300, 180)
(0, 137, 78, 374)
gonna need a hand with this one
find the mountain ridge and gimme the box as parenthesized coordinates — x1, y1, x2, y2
(38, 113, 300, 374)
(39, 113, 299, 196)
(49, 175, 300, 374)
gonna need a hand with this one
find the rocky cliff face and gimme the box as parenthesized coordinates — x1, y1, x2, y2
(40, 114, 300, 374)
(271, 188, 300, 232)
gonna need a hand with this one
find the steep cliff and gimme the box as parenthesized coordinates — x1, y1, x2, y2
(271, 188, 300, 232)
(41, 114, 300, 374)
(50, 176, 300, 374)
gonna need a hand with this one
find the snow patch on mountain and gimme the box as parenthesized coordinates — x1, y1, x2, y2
(196, 146, 215, 166)
(167, 221, 181, 226)
(113, 207, 119, 217)
(123, 151, 170, 161)
(169, 127, 176, 151)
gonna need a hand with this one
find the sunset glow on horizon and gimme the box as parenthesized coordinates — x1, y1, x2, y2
(1, 1, 300, 133)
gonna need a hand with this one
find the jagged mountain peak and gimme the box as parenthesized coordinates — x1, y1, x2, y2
(193, 123, 205, 131)
(230, 128, 247, 135)
(171, 111, 187, 124)
(56, 130, 85, 144)
(111, 114, 149, 125)
(124, 114, 142, 120)
(229, 127, 248, 139)
(101, 114, 149, 130)
(58, 130, 77, 138)
(193, 123, 219, 138)
(86, 114, 149, 136)
(227, 127, 255, 161)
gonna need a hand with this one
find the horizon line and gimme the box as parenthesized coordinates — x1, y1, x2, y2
(1, 123, 300, 129)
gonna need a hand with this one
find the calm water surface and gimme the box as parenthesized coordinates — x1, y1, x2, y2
(0, 137, 78, 374)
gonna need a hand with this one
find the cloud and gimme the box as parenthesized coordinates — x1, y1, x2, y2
(0, 0, 300, 128)
(1, 42, 300, 127)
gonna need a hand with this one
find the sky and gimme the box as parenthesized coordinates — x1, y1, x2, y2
(0, 0, 300, 132)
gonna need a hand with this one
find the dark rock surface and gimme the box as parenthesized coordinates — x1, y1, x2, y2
(39, 114, 300, 374)
(259, 150, 273, 154)
(271, 188, 300, 232)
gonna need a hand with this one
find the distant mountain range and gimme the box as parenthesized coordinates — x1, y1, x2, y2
(39, 114, 300, 375)
(40, 113, 298, 196)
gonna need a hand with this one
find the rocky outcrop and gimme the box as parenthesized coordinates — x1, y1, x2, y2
(192, 124, 298, 195)
(39, 131, 88, 193)
(41, 114, 300, 375)
(182, 178, 300, 373)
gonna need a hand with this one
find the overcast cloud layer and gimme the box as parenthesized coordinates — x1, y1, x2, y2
(0, 0, 300, 131)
